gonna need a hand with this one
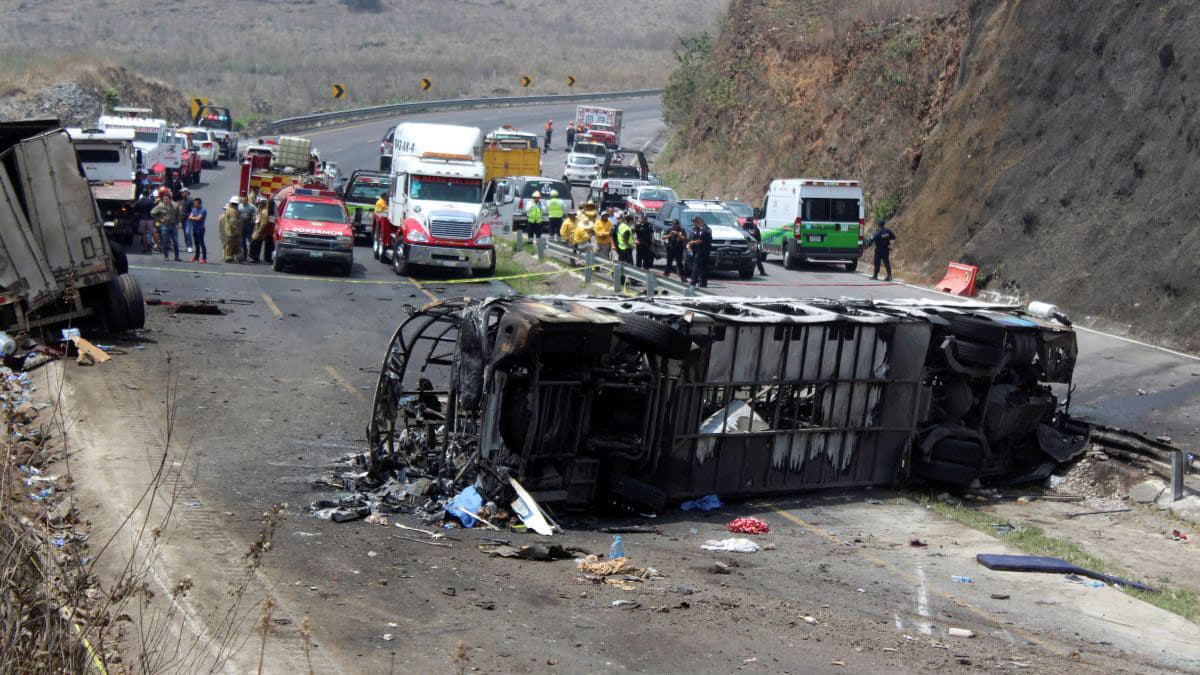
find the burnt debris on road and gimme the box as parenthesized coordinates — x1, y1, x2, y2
(330, 295, 1087, 522)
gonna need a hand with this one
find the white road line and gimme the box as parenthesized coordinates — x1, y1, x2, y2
(916, 566, 933, 636)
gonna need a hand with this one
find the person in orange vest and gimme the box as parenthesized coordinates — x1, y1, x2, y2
(544, 119, 554, 151)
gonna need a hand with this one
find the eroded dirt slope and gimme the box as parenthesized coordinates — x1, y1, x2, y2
(661, 0, 1200, 350)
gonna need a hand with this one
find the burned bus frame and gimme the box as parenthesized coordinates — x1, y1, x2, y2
(368, 296, 1082, 509)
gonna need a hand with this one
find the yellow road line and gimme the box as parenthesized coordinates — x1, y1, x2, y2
(129, 264, 556, 286)
(762, 502, 1064, 653)
(325, 365, 366, 401)
(261, 293, 284, 318)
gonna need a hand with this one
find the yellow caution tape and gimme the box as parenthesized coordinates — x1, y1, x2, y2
(129, 264, 562, 286)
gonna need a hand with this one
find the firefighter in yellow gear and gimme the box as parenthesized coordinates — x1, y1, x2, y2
(560, 211, 575, 242)
(219, 197, 243, 263)
(374, 193, 388, 213)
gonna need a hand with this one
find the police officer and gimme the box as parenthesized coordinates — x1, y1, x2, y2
(661, 220, 687, 280)
(634, 215, 655, 271)
(526, 191, 545, 240)
(867, 218, 896, 281)
(743, 217, 767, 276)
(546, 189, 565, 239)
(615, 214, 635, 264)
(687, 215, 712, 288)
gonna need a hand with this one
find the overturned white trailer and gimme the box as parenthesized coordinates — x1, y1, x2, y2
(369, 295, 1084, 509)
(0, 120, 143, 334)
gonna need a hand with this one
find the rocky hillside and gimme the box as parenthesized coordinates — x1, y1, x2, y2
(0, 59, 188, 127)
(660, 0, 1199, 351)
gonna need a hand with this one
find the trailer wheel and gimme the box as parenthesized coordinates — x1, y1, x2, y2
(110, 244, 129, 275)
(101, 277, 130, 333)
(118, 273, 145, 329)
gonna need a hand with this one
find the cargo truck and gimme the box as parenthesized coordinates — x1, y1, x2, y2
(482, 126, 541, 183)
(574, 106, 623, 147)
(371, 123, 496, 276)
(0, 120, 144, 334)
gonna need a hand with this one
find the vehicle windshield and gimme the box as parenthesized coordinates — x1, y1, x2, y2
(347, 181, 389, 202)
(638, 188, 677, 201)
(282, 200, 347, 223)
(520, 180, 570, 199)
(569, 155, 597, 166)
(131, 131, 160, 143)
(591, 124, 614, 132)
(606, 165, 642, 179)
(723, 202, 753, 218)
(684, 209, 738, 228)
(410, 175, 483, 203)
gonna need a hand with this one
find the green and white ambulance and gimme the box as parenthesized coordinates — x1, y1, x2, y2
(758, 178, 864, 271)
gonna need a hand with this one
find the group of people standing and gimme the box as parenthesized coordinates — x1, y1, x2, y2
(216, 195, 274, 264)
(131, 184, 273, 265)
(547, 204, 718, 288)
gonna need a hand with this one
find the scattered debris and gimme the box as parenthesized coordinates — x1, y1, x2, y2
(976, 553, 1158, 592)
(1065, 574, 1105, 589)
(599, 525, 662, 534)
(611, 599, 638, 609)
(990, 593, 1010, 600)
(950, 575, 973, 583)
(681, 494, 723, 512)
(708, 561, 733, 575)
(947, 628, 975, 638)
(480, 544, 582, 561)
(510, 477, 556, 536)
(701, 538, 760, 553)
(727, 517, 770, 535)
(363, 512, 390, 526)
(71, 336, 110, 364)
(802, 616, 818, 625)
(1171, 529, 1188, 541)
(864, 497, 884, 505)
(909, 538, 928, 547)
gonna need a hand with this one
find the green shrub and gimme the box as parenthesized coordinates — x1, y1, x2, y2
(102, 87, 120, 109)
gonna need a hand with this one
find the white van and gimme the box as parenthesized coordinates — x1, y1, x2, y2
(758, 178, 865, 271)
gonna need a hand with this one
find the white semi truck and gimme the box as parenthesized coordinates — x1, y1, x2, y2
(371, 123, 496, 277)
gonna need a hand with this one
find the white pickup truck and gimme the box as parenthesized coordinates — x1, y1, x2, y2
(587, 148, 650, 210)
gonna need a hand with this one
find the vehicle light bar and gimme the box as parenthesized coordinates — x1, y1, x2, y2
(294, 187, 339, 198)
(801, 180, 860, 187)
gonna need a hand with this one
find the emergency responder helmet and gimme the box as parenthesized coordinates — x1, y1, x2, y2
(550, 189, 559, 197)
(229, 196, 240, 205)
(532, 191, 541, 199)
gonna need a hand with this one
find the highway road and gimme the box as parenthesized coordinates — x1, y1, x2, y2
(68, 96, 1200, 671)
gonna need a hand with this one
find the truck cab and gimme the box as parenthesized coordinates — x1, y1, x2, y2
(66, 127, 139, 244)
(271, 185, 355, 276)
(340, 170, 390, 244)
(97, 108, 175, 175)
(372, 123, 495, 277)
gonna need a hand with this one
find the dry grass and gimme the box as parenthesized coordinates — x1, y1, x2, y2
(0, 0, 728, 118)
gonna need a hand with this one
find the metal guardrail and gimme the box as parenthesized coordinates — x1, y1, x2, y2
(266, 89, 663, 133)
(514, 232, 698, 297)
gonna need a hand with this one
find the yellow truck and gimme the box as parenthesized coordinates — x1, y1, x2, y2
(482, 126, 540, 183)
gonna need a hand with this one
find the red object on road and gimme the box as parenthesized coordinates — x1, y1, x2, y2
(727, 517, 770, 535)
(935, 262, 978, 296)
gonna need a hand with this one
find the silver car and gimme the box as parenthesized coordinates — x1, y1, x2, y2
(562, 152, 600, 186)
(483, 176, 575, 233)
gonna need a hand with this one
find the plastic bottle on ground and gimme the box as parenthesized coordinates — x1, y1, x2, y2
(609, 535, 625, 560)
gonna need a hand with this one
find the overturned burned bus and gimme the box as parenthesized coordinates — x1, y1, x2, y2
(367, 296, 1083, 509)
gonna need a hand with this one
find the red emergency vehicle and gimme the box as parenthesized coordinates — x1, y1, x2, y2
(270, 185, 355, 276)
